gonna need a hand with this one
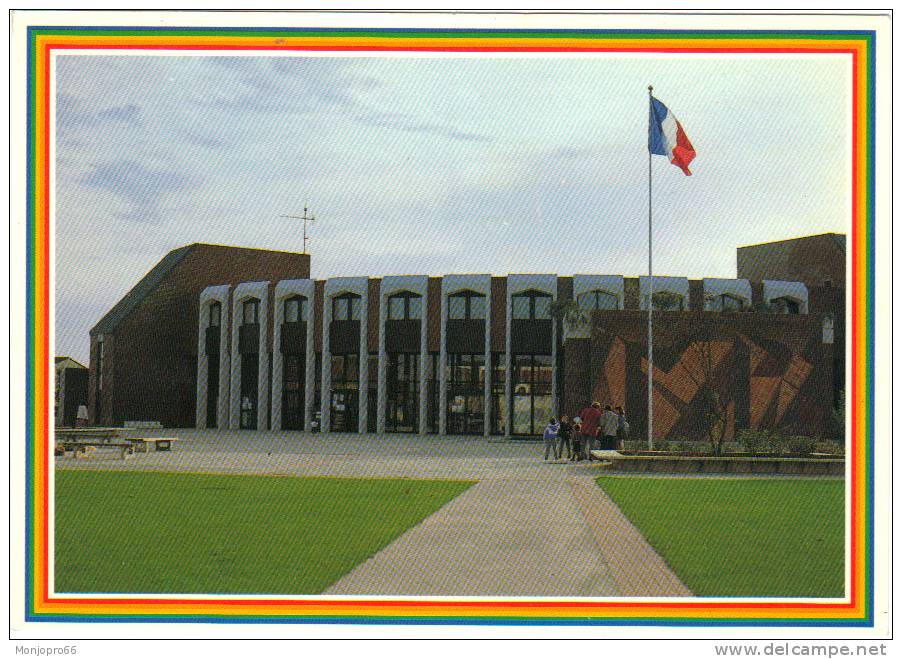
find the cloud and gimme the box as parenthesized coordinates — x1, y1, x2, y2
(78, 160, 197, 223)
(57, 94, 141, 129)
(354, 111, 492, 143)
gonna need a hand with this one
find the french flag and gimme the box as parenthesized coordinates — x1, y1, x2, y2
(648, 96, 696, 176)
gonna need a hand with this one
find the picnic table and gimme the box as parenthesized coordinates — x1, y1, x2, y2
(55, 427, 180, 459)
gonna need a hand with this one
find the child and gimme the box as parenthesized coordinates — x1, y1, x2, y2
(571, 418, 583, 461)
(543, 418, 560, 461)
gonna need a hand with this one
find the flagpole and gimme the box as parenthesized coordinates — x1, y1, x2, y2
(647, 85, 654, 452)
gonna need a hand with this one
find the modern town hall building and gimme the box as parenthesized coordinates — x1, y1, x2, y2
(87, 234, 844, 440)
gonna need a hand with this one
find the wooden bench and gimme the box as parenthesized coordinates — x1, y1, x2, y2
(129, 437, 180, 453)
(59, 441, 135, 460)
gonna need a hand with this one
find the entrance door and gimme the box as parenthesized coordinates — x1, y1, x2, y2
(206, 355, 219, 428)
(240, 354, 259, 429)
(386, 352, 419, 433)
(282, 353, 305, 430)
(330, 390, 359, 432)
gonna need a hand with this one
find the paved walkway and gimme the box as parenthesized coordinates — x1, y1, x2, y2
(56, 430, 691, 597)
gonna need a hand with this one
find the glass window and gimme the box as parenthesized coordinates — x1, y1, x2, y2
(448, 291, 486, 320)
(468, 295, 486, 319)
(407, 296, 422, 320)
(448, 295, 466, 320)
(388, 292, 422, 320)
(209, 302, 221, 327)
(533, 295, 551, 320)
(284, 296, 307, 323)
(388, 296, 405, 320)
(578, 290, 618, 311)
(772, 297, 800, 314)
(720, 294, 743, 312)
(512, 295, 531, 320)
(512, 291, 553, 319)
(243, 299, 259, 325)
(333, 294, 361, 321)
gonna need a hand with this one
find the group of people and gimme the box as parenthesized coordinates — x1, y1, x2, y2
(542, 401, 630, 462)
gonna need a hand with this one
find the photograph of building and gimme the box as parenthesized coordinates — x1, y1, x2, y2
(88, 233, 843, 440)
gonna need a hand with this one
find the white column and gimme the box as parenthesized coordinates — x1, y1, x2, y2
(358, 289, 369, 435)
(320, 295, 332, 433)
(271, 297, 285, 431)
(376, 288, 387, 434)
(418, 285, 429, 436)
(483, 284, 492, 437)
(304, 299, 315, 432)
(229, 281, 270, 431)
(439, 293, 448, 436)
(504, 282, 512, 437)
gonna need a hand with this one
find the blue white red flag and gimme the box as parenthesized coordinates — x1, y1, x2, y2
(648, 96, 696, 176)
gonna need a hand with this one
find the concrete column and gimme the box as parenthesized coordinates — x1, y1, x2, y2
(358, 291, 369, 435)
(505, 284, 512, 437)
(304, 301, 315, 432)
(195, 285, 231, 430)
(320, 295, 332, 433)
(483, 284, 492, 437)
(376, 288, 387, 435)
(439, 294, 448, 436)
(419, 285, 429, 436)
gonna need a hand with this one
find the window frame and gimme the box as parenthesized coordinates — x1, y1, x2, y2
(283, 295, 307, 323)
(447, 290, 487, 321)
(511, 290, 553, 320)
(577, 289, 619, 311)
(242, 298, 260, 325)
(387, 291, 423, 320)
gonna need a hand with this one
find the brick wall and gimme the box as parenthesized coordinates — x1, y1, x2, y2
(737, 234, 845, 289)
(90, 244, 310, 427)
(562, 310, 834, 440)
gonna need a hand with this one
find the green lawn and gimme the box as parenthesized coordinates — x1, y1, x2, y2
(55, 470, 472, 594)
(596, 476, 844, 597)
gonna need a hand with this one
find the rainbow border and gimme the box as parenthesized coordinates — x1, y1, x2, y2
(24, 26, 876, 626)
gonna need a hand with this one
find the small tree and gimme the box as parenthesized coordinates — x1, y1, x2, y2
(675, 295, 733, 456)
(651, 290, 683, 311)
(550, 299, 589, 332)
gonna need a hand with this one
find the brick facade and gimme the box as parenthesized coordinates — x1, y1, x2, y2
(562, 310, 834, 440)
(89, 244, 310, 427)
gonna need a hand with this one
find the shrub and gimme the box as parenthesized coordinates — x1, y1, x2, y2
(775, 435, 817, 455)
(737, 429, 773, 454)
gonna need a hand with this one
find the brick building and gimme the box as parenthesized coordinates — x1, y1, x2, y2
(87, 235, 843, 439)
(89, 244, 311, 427)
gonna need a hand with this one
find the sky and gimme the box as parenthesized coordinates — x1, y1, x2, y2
(55, 53, 849, 364)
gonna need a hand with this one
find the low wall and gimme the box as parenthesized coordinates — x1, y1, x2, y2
(599, 453, 844, 476)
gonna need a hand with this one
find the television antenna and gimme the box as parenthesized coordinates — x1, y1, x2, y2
(280, 205, 316, 254)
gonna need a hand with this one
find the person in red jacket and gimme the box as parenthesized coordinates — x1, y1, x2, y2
(578, 401, 602, 460)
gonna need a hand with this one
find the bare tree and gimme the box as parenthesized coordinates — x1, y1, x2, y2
(674, 294, 734, 456)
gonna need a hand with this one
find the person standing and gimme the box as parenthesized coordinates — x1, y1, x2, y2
(571, 417, 583, 461)
(578, 401, 602, 460)
(615, 405, 630, 450)
(600, 404, 620, 450)
(557, 415, 573, 461)
(543, 418, 560, 461)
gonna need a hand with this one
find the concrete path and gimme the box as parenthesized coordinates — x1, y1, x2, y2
(56, 430, 692, 597)
(326, 478, 619, 597)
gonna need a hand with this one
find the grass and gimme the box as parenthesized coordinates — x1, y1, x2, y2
(55, 470, 472, 594)
(596, 476, 844, 597)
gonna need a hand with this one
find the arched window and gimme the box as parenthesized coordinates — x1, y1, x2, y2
(332, 293, 361, 321)
(448, 290, 486, 320)
(651, 291, 685, 311)
(242, 298, 260, 325)
(577, 289, 619, 311)
(512, 290, 552, 320)
(284, 295, 308, 323)
(717, 293, 745, 312)
(771, 296, 801, 314)
(387, 291, 422, 320)
(208, 301, 221, 327)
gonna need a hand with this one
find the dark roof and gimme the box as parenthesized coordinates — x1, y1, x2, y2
(90, 244, 196, 336)
(737, 232, 847, 251)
